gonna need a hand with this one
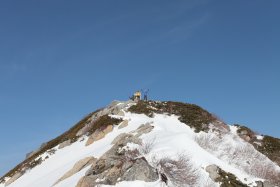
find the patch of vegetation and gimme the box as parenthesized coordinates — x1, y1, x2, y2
(215, 167, 248, 187)
(29, 158, 43, 168)
(128, 101, 216, 132)
(87, 115, 123, 135)
(166, 102, 216, 133)
(256, 135, 280, 166)
(128, 101, 155, 117)
(0, 109, 100, 182)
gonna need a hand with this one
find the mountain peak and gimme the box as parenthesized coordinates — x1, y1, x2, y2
(1, 100, 280, 187)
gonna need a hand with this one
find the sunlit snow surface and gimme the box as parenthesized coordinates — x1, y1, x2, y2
(1, 106, 279, 187)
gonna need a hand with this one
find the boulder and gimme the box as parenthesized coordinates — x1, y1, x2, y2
(76, 123, 92, 137)
(85, 125, 113, 146)
(54, 157, 96, 186)
(111, 133, 142, 146)
(118, 120, 129, 129)
(103, 125, 113, 134)
(76, 176, 98, 187)
(111, 133, 132, 145)
(85, 130, 105, 146)
(117, 111, 125, 117)
(131, 123, 154, 137)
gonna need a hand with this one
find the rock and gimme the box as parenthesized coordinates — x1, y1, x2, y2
(109, 100, 121, 108)
(5, 172, 24, 186)
(76, 123, 92, 137)
(76, 175, 98, 187)
(53, 157, 96, 186)
(121, 157, 158, 182)
(132, 123, 154, 137)
(85, 125, 113, 146)
(118, 120, 129, 129)
(77, 101, 132, 137)
(206, 165, 220, 181)
(111, 133, 132, 145)
(85, 159, 107, 176)
(78, 157, 158, 187)
(58, 140, 72, 149)
(85, 130, 105, 146)
(103, 125, 113, 134)
(112, 133, 142, 146)
(117, 111, 125, 116)
(78, 132, 158, 187)
(104, 166, 122, 184)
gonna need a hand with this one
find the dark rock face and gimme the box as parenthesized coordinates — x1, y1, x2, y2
(76, 133, 158, 187)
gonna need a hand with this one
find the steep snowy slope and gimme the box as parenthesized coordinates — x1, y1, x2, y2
(1, 100, 280, 187)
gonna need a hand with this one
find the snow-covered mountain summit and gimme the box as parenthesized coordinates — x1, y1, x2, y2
(1, 100, 280, 187)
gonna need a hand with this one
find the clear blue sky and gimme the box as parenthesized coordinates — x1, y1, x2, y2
(0, 0, 279, 176)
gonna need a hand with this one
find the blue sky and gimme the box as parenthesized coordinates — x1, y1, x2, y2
(0, 0, 280, 176)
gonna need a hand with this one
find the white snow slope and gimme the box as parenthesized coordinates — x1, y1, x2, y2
(1, 101, 279, 187)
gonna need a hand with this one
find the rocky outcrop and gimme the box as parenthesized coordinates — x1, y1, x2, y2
(85, 125, 113, 146)
(76, 100, 132, 137)
(53, 157, 96, 186)
(76, 133, 158, 187)
(118, 120, 129, 129)
(131, 123, 154, 137)
(111, 133, 133, 145)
